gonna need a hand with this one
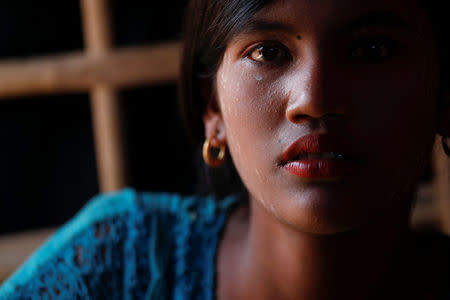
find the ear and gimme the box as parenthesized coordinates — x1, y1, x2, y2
(203, 97, 227, 148)
(437, 88, 450, 137)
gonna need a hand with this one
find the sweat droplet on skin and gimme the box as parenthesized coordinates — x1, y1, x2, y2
(234, 141, 241, 153)
(255, 168, 261, 179)
(255, 74, 263, 81)
(300, 91, 306, 101)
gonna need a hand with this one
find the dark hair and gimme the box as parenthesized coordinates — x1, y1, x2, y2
(178, 0, 273, 197)
(421, 2, 450, 83)
(179, 0, 273, 142)
(178, 0, 450, 197)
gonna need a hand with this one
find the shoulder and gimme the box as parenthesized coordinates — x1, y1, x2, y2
(0, 188, 236, 300)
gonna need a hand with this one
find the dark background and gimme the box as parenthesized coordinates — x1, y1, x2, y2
(0, 1, 193, 234)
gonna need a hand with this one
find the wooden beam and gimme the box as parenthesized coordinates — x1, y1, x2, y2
(0, 43, 180, 99)
(433, 136, 450, 234)
(80, 0, 113, 55)
(81, 0, 125, 192)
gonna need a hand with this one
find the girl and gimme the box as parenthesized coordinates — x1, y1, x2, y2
(1, 0, 450, 299)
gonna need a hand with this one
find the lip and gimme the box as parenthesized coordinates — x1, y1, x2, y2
(280, 134, 361, 179)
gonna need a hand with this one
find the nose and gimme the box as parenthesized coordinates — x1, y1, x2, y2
(285, 56, 348, 124)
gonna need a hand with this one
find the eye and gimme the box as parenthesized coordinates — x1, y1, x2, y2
(244, 42, 291, 64)
(350, 37, 399, 61)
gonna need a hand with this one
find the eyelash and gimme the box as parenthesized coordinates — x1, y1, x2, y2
(243, 41, 292, 65)
(349, 36, 399, 61)
(243, 37, 399, 65)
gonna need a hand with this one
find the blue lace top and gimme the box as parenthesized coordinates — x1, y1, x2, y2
(2, 188, 450, 299)
(0, 188, 239, 300)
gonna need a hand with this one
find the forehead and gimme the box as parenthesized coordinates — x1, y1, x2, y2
(248, 0, 428, 35)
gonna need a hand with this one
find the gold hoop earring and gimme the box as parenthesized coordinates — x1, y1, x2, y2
(202, 136, 226, 167)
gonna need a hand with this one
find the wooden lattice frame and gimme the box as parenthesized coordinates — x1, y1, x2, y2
(0, 0, 180, 191)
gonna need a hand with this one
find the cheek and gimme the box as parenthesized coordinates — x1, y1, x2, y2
(361, 63, 435, 140)
(216, 64, 287, 183)
(351, 59, 438, 189)
(218, 66, 282, 119)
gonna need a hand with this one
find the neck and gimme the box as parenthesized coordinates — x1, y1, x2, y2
(235, 195, 412, 300)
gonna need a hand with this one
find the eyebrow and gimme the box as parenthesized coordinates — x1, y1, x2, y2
(241, 20, 297, 35)
(240, 11, 408, 37)
(345, 11, 409, 32)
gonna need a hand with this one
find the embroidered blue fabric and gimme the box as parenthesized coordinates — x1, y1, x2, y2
(0, 188, 239, 300)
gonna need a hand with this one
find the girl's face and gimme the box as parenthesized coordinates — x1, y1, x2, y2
(208, 0, 440, 233)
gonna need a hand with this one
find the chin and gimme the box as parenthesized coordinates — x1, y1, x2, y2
(269, 183, 380, 235)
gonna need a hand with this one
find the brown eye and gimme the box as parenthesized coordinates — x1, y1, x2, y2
(246, 43, 291, 64)
(350, 37, 399, 61)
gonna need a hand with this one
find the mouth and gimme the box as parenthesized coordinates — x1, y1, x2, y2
(282, 156, 359, 179)
(289, 152, 346, 161)
(280, 134, 361, 179)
